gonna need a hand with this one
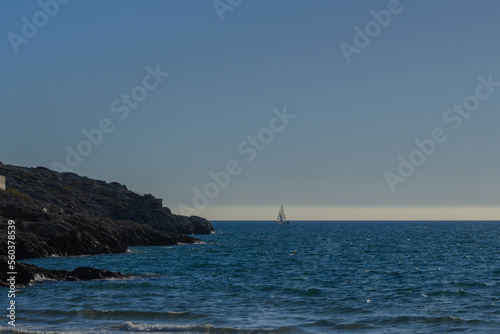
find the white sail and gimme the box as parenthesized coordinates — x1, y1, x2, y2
(276, 205, 289, 224)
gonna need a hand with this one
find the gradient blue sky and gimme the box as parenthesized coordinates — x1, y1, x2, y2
(1, 0, 499, 220)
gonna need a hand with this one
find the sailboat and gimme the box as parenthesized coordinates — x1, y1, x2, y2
(276, 205, 290, 225)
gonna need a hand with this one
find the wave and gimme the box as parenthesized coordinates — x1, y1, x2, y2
(0, 327, 88, 334)
(375, 315, 483, 325)
(24, 309, 205, 321)
(304, 316, 484, 331)
(116, 321, 302, 333)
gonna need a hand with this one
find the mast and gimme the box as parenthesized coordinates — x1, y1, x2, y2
(277, 205, 286, 222)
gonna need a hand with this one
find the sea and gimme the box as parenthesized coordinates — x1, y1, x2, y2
(2, 221, 500, 333)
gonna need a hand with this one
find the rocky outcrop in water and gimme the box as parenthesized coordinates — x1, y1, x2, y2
(0, 256, 125, 287)
(0, 163, 213, 261)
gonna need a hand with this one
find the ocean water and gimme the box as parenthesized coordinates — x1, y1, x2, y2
(2, 221, 500, 333)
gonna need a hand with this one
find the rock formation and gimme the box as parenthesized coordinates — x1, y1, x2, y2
(0, 256, 125, 286)
(0, 163, 214, 285)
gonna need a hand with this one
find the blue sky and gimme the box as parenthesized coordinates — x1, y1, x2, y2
(1, 0, 499, 220)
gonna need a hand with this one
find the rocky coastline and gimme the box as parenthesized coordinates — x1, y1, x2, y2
(0, 162, 213, 286)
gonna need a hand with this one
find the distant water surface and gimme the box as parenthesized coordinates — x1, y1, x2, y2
(2, 221, 500, 333)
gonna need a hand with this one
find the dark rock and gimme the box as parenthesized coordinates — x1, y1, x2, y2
(0, 163, 214, 260)
(0, 256, 124, 287)
(69, 267, 122, 280)
(190, 215, 215, 234)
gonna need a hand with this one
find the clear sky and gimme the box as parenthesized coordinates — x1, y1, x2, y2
(1, 0, 499, 220)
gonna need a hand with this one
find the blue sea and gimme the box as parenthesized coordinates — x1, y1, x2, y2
(2, 221, 500, 333)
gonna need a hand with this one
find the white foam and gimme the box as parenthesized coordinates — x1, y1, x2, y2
(118, 321, 212, 332)
(117, 321, 242, 333)
(30, 273, 56, 285)
(0, 326, 90, 334)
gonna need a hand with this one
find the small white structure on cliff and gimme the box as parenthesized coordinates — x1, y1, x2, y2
(0, 175, 5, 191)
